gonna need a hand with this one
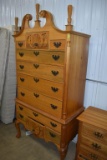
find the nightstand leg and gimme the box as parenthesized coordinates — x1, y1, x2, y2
(15, 120, 21, 138)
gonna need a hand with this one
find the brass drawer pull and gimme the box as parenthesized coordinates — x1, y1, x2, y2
(34, 93, 39, 98)
(94, 132, 103, 138)
(34, 43, 38, 47)
(33, 64, 39, 69)
(52, 55, 60, 61)
(19, 52, 24, 57)
(32, 129, 35, 132)
(19, 65, 24, 69)
(20, 78, 25, 82)
(50, 122, 57, 127)
(20, 92, 25, 96)
(89, 153, 98, 160)
(19, 106, 23, 110)
(19, 114, 24, 119)
(79, 154, 88, 160)
(51, 70, 59, 76)
(49, 132, 56, 138)
(18, 42, 23, 47)
(34, 78, 39, 83)
(34, 51, 39, 56)
(51, 87, 58, 92)
(50, 104, 57, 109)
(33, 112, 38, 117)
(91, 143, 101, 150)
(53, 42, 61, 48)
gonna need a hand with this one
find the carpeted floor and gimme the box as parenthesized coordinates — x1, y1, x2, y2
(0, 121, 76, 160)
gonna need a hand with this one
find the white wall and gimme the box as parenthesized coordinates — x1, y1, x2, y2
(0, 0, 107, 111)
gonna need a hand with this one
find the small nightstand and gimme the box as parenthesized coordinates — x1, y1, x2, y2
(75, 106, 107, 160)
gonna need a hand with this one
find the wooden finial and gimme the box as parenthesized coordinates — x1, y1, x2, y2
(34, 3, 40, 27)
(14, 17, 19, 35)
(36, 3, 40, 20)
(15, 17, 18, 30)
(66, 5, 73, 31)
(67, 5, 72, 25)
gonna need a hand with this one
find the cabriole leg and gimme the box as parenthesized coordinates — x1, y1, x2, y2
(15, 120, 21, 138)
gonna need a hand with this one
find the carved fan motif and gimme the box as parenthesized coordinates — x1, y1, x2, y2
(26, 32, 49, 49)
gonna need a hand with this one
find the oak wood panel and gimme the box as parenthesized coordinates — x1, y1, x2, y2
(66, 35, 89, 117)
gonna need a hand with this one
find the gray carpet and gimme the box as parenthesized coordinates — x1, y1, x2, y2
(0, 121, 76, 160)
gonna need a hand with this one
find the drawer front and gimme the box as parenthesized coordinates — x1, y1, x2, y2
(45, 127, 61, 145)
(17, 61, 64, 82)
(29, 111, 61, 133)
(78, 145, 107, 160)
(81, 136, 107, 157)
(16, 103, 61, 133)
(17, 73, 63, 100)
(17, 87, 62, 118)
(25, 117, 45, 138)
(82, 123, 107, 144)
(50, 40, 65, 50)
(17, 50, 65, 65)
(16, 111, 26, 122)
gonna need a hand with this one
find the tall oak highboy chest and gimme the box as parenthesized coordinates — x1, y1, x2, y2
(13, 4, 90, 160)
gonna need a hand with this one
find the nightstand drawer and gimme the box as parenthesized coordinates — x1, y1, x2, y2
(81, 136, 107, 157)
(45, 127, 61, 145)
(17, 61, 64, 82)
(17, 87, 62, 118)
(82, 123, 107, 144)
(17, 73, 63, 101)
(78, 145, 107, 160)
(17, 50, 65, 65)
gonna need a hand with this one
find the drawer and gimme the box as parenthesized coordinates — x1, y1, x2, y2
(16, 49, 65, 65)
(82, 123, 107, 144)
(45, 127, 61, 145)
(17, 73, 63, 100)
(17, 87, 62, 118)
(81, 136, 107, 157)
(77, 145, 107, 160)
(50, 40, 65, 50)
(28, 110, 61, 133)
(25, 117, 45, 138)
(16, 103, 61, 133)
(17, 61, 64, 82)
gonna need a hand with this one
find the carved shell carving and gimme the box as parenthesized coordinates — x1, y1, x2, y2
(26, 32, 49, 49)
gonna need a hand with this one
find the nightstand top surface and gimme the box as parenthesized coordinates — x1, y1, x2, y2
(77, 106, 107, 130)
